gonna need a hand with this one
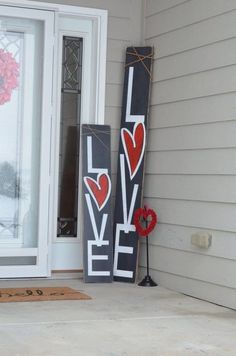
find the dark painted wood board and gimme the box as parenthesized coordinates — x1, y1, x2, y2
(82, 124, 113, 282)
(113, 47, 153, 283)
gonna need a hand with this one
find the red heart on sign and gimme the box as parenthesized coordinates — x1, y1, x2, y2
(134, 207, 157, 237)
(84, 173, 111, 211)
(121, 122, 146, 180)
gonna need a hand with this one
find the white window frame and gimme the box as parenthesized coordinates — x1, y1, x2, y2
(0, 0, 108, 276)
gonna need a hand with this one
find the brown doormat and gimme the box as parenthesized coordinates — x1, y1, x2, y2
(0, 287, 91, 303)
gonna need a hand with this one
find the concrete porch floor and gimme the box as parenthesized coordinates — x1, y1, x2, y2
(0, 278, 235, 356)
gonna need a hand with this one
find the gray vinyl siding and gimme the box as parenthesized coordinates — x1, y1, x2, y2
(141, 0, 236, 309)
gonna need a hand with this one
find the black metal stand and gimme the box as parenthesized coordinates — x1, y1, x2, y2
(138, 212, 157, 287)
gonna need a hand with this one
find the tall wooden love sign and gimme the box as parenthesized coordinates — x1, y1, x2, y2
(82, 125, 113, 282)
(113, 47, 153, 283)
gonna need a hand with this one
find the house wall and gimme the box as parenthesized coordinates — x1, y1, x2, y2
(140, 0, 236, 309)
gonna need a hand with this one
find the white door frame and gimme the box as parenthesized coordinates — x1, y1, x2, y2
(0, 0, 108, 277)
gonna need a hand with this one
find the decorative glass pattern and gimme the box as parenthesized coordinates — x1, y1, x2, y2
(0, 31, 21, 59)
(57, 36, 83, 237)
(62, 36, 83, 93)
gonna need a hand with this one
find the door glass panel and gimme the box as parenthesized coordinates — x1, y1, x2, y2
(0, 16, 44, 264)
(57, 36, 83, 238)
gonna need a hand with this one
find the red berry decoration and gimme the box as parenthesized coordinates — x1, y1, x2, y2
(134, 206, 158, 237)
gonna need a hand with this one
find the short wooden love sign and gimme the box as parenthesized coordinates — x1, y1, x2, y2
(82, 124, 113, 283)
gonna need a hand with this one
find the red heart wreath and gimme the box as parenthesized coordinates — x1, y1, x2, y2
(134, 206, 158, 237)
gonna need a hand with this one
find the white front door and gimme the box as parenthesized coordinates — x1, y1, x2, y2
(0, 6, 54, 277)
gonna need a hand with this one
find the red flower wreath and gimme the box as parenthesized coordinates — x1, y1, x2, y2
(0, 49, 19, 105)
(134, 206, 158, 237)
